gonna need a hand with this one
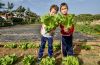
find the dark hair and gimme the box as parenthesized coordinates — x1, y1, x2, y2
(60, 2, 68, 11)
(50, 4, 59, 12)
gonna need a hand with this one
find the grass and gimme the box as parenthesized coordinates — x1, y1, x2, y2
(75, 24, 100, 37)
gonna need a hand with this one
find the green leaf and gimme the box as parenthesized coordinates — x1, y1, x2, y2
(4, 44, 17, 48)
(62, 56, 79, 65)
(23, 55, 34, 65)
(40, 57, 55, 65)
(60, 14, 75, 29)
(40, 14, 59, 33)
(0, 54, 18, 65)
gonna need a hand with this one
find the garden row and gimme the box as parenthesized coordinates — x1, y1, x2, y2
(0, 42, 99, 51)
(0, 42, 61, 51)
(0, 53, 80, 65)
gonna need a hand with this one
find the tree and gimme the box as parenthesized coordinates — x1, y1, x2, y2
(0, 1, 5, 8)
(93, 14, 100, 20)
(75, 14, 93, 25)
(7, 2, 14, 12)
(16, 6, 26, 12)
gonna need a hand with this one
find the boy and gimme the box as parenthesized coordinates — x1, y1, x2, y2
(60, 3, 74, 57)
(37, 4, 59, 63)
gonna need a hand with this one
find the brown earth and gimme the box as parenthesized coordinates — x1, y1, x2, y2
(0, 41, 100, 65)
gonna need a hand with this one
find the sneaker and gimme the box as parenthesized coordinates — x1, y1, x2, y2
(37, 58, 41, 65)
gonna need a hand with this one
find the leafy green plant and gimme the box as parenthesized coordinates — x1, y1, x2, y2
(62, 56, 79, 65)
(40, 14, 75, 33)
(81, 45, 92, 50)
(23, 55, 34, 65)
(40, 57, 55, 65)
(94, 25, 100, 32)
(53, 44, 61, 51)
(44, 43, 61, 51)
(4, 44, 17, 48)
(18, 43, 29, 50)
(40, 14, 59, 33)
(0, 54, 18, 65)
(18, 42, 38, 50)
(27, 43, 36, 48)
(45, 43, 48, 48)
(58, 14, 75, 29)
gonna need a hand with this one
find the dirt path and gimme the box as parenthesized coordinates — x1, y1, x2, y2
(0, 24, 99, 42)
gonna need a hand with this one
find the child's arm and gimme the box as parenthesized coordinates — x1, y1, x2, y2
(49, 28, 55, 34)
(49, 23, 59, 34)
(68, 24, 74, 34)
(40, 24, 45, 35)
(60, 24, 74, 35)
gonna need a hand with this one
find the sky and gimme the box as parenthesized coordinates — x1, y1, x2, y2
(1, 0, 100, 16)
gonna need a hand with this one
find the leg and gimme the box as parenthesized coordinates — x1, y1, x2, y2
(66, 35, 73, 55)
(62, 36, 67, 57)
(38, 36, 46, 58)
(48, 37, 53, 57)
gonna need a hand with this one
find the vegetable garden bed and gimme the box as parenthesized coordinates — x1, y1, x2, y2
(0, 41, 100, 65)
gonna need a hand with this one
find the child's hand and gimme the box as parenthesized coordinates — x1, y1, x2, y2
(64, 28, 70, 32)
(49, 29, 54, 34)
(63, 25, 73, 32)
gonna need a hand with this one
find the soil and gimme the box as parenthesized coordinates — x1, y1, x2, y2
(0, 41, 100, 65)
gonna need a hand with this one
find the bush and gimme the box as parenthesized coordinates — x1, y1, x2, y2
(75, 24, 95, 34)
(30, 17, 36, 24)
(12, 17, 24, 25)
(93, 14, 100, 20)
(94, 25, 100, 32)
(0, 17, 6, 26)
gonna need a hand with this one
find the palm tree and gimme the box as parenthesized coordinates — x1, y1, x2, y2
(7, 2, 14, 12)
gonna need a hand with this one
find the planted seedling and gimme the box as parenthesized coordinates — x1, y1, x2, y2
(23, 55, 34, 65)
(62, 56, 79, 65)
(53, 43, 61, 51)
(81, 45, 92, 50)
(4, 44, 17, 48)
(0, 54, 18, 65)
(18, 43, 29, 50)
(40, 56, 55, 65)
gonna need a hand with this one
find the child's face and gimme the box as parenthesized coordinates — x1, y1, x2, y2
(60, 5, 68, 15)
(50, 8, 57, 15)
